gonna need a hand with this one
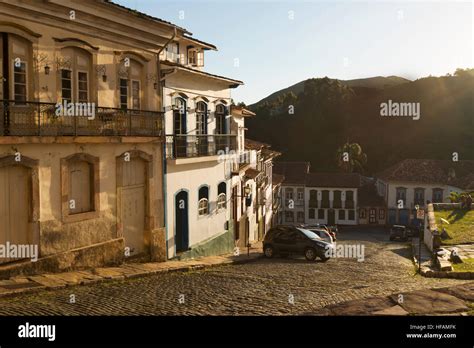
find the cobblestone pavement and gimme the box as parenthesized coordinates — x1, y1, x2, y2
(0, 228, 469, 315)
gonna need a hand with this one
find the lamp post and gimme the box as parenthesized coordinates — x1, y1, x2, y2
(415, 204, 422, 274)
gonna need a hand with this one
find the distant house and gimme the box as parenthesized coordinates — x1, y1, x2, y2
(273, 162, 310, 225)
(376, 159, 474, 226)
(358, 181, 387, 225)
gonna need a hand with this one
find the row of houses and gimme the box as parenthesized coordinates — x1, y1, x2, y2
(0, 1, 283, 276)
(273, 160, 474, 227)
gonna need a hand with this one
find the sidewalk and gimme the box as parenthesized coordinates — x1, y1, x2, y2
(308, 282, 474, 316)
(0, 245, 263, 298)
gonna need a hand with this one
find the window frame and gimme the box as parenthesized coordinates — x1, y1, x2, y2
(77, 70, 89, 103)
(198, 185, 210, 216)
(12, 59, 27, 103)
(60, 153, 100, 223)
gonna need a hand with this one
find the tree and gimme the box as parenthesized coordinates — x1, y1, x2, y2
(336, 142, 367, 173)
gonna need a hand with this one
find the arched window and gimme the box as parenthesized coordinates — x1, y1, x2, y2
(119, 58, 144, 109)
(173, 97, 186, 135)
(215, 104, 227, 134)
(198, 185, 209, 215)
(196, 101, 207, 135)
(217, 182, 227, 210)
(60, 47, 92, 103)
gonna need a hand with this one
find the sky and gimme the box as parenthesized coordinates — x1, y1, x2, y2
(115, 0, 473, 105)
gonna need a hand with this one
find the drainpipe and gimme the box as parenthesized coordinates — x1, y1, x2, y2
(156, 27, 177, 261)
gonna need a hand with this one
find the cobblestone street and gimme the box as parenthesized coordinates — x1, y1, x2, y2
(0, 228, 469, 315)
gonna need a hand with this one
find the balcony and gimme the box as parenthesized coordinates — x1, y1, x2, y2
(0, 100, 164, 137)
(166, 134, 237, 159)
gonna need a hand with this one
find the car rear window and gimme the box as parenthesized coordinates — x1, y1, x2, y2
(297, 228, 322, 240)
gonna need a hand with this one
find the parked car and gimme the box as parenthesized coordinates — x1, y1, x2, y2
(389, 225, 408, 241)
(300, 223, 337, 241)
(263, 225, 333, 261)
(304, 227, 334, 244)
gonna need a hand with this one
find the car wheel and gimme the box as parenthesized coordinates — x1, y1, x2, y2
(264, 245, 274, 258)
(304, 247, 317, 261)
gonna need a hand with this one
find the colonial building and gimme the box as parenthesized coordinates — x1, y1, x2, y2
(0, 0, 183, 275)
(376, 159, 474, 226)
(273, 161, 387, 226)
(155, 15, 253, 259)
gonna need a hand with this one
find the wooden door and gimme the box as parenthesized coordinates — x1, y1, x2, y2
(120, 158, 146, 255)
(327, 209, 335, 225)
(0, 165, 31, 264)
(175, 190, 189, 253)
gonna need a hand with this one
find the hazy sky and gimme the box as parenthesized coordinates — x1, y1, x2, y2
(115, 0, 473, 105)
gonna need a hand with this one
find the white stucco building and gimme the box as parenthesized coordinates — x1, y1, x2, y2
(376, 159, 474, 226)
(160, 33, 244, 259)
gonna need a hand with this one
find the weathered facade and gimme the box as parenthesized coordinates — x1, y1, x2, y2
(0, 0, 188, 275)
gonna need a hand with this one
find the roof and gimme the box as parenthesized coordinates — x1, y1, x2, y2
(262, 148, 282, 159)
(231, 106, 256, 117)
(162, 61, 243, 87)
(273, 161, 310, 185)
(272, 174, 285, 187)
(305, 172, 363, 188)
(104, 1, 190, 34)
(245, 168, 262, 180)
(358, 183, 386, 207)
(182, 35, 217, 51)
(245, 138, 270, 151)
(376, 159, 474, 189)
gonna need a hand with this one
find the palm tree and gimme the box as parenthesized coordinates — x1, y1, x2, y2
(336, 142, 367, 173)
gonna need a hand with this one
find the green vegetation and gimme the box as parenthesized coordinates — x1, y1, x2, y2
(336, 142, 367, 173)
(247, 69, 474, 174)
(434, 209, 474, 245)
(452, 258, 474, 272)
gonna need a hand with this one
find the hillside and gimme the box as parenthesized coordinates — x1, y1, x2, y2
(246, 69, 474, 174)
(251, 76, 411, 108)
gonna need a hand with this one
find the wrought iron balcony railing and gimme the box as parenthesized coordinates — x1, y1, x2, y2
(165, 134, 237, 159)
(0, 100, 164, 137)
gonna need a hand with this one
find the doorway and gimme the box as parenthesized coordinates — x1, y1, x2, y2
(175, 190, 189, 253)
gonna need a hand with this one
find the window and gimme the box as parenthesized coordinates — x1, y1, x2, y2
(119, 79, 128, 109)
(285, 211, 294, 223)
(285, 188, 294, 200)
(359, 208, 367, 219)
(77, 71, 88, 103)
(196, 101, 207, 135)
(309, 208, 315, 219)
(318, 209, 325, 219)
(396, 187, 407, 206)
(61, 153, 99, 223)
(432, 188, 443, 203)
(118, 58, 143, 109)
(348, 210, 355, 220)
(166, 42, 180, 63)
(338, 210, 346, 220)
(414, 188, 425, 206)
(215, 104, 226, 134)
(131, 80, 140, 110)
(196, 50, 204, 67)
(217, 182, 227, 210)
(345, 190, 354, 208)
(297, 211, 305, 223)
(188, 49, 197, 65)
(60, 47, 92, 103)
(297, 188, 304, 201)
(13, 61, 27, 103)
(309, 190, 317, 208)
(173, 98, 186, 135)
(198, 186, 209, 215)
(321, 190, 330, 208)
(333, 190, 342, 208)
(61, 69, 72, 103)
(379, 208, 385, 220)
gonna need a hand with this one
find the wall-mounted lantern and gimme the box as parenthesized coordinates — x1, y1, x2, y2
(44, 65, 50, 75)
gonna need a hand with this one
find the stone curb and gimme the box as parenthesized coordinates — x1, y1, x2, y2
(0, 252, 263, 299)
